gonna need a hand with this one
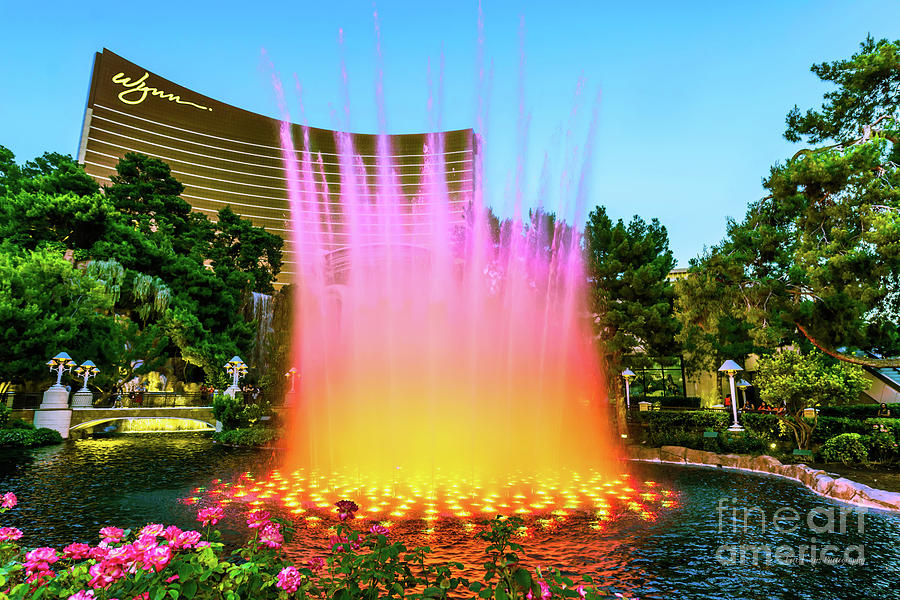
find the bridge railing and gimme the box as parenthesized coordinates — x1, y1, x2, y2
(104, 392, 213, 408)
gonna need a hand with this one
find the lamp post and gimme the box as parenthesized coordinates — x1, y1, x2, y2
(622, 368, 636, 411)
(47, 352, 76, 388)
(718, 360, 744, 431)
(285, 367, 299, 393)
(35, 352, 77, 437)
(737, 378, 751, 410)
(224, 356, 248, 398)
(71, 361, 100, 408)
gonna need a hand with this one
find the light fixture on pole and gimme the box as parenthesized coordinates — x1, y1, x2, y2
(622, 368, 636, 410)
(285, 367, 299, 393)
(737, 378, 751, 410)
(224, 356, 248, 398)
(47, 353, 76, 388)
(75, 361, 99, 389)
(71, 360, 100, 408)
(718, 360, 744, 431)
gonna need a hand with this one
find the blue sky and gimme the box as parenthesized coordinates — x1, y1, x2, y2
(2, 1, 898, 265)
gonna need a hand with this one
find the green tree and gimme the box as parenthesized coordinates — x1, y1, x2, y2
(677, 37, 900, 367)
(0, 245, 117, 386)
(754, 350, 869, 449)
(584, 206, 679, 422)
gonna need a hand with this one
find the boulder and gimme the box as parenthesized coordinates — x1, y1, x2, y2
(778, 464, 807, 481)
(684, 448, 709, 465)
(859, 488, 900, 511)
(637, 446, 661, 461)
(750, 455, 783, 474)
(800, 468, 826, 488)
(813, 474, 835, 495)
(718, 454, 742, 468)
(659, 446, 687, 463)
(734, 455, 754, 471)
(828, 478, 861, 503)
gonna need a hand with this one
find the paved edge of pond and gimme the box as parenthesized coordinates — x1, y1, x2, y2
(625, 444, 900, 512)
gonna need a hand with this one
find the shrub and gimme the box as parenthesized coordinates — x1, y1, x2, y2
(819, 404, 900, 419)
(4, 418, 34, 430)
(633, 396, 702, 408)
(212, 393, 245, 430)
(719, 432, 768, 455)
(741, 413, 789, 440)
(813, 416, 873, 441)
(214, 427, 280, 447)
(0, 427, 63, 447)
(819, 433, 869, 464)
(861, 432, 900, 463)
(0, 495, 626, 600)
(864, 418, 900, 442)
(633, 410, 730, 432)
(0, 403, 9, 428)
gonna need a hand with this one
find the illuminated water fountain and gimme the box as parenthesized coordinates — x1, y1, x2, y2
(259, 103, 631, 519)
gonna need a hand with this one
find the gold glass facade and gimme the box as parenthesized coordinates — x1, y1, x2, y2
(78, 49, 477, 284)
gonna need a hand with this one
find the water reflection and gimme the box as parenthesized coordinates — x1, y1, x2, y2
(1, 436, 899, 599)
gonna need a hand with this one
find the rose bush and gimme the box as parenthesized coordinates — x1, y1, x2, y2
(0, 494, 635, 600)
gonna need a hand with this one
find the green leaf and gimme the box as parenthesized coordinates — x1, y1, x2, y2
(514, 569, 532, 590)
(152, 585, 166, 600)
(495, 584, 509, 600)
(424, 586, 443, 597)
(469, 582, 485, 592)
(182, 579, 198, 599)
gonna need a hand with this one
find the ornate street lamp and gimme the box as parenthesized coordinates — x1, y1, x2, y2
(285, 367, 299, 393)
(47, 353, 76, 388)
(719, 360, 744, 431)
(71, 360, 100, 408)
(622, 368, 636, 410)
(224, 356, 248, 398)
(737, 378, 751, 410)
(75, 361, 99, 390)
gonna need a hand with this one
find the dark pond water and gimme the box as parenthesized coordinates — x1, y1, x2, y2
(1, 435, 899, 599)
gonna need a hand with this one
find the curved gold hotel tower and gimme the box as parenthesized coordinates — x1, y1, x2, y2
(78, 49, 477, 284)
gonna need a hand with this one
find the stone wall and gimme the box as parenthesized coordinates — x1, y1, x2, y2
(626, 444, 900, 512)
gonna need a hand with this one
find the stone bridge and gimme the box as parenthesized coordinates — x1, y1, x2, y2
(68, 406, 216, 435)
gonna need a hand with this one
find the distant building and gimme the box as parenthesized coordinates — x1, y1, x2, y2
(78, 49, 477, 285)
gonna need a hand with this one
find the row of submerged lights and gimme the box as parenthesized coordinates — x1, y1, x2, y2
(185, 470, 678, 528)
(621, 360, 751, 431)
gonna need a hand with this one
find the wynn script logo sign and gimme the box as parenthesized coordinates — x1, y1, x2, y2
(111, 72, 212, 112)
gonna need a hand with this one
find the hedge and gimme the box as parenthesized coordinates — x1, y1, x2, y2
(213, 427, 280, 447)
(645, 430, 769, 455)
(631, 410, 729, 433)
(632, 396, 702, 408)
(818, 404, 900, 419)
(0, 427, 63, 447)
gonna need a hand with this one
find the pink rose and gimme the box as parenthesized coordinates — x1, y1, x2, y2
(0, 527, 23, 541)
(165, 574, 180, 583)
(63, 543, 92, 560)
(88, 546, 109, 560)
(172, 530, 202, 550)
(132, 534, 158, 554)
(369, 524, 389, 536)
(88, 561, 125, 589)
(539, 580, 552, 600)
(307, 557, 325, 573)
(196, 506, 224, 527)
(162, 525, 182, 543)
(144, 545, 172, 572)
(99, 527, 125, 544)
(68, 590, 95, 600)
(576, 586, 586, 599)
(1, 492, 17, 509)
(138, 524, 165, 538)
(246, 510, 270, 529)
(258, 522, 283, 549)
(276, 566, 302, 593)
